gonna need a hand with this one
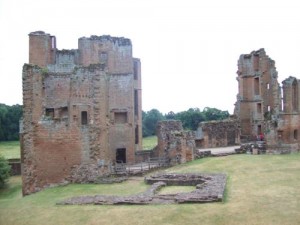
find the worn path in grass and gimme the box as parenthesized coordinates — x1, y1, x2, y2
(1, 153, 300, 225)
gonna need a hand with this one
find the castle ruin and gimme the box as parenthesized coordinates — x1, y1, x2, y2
(234, 49, 300, 152)
(21, 31, 142, 195)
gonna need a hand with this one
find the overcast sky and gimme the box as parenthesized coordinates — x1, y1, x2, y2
(1, 0, 300, 114)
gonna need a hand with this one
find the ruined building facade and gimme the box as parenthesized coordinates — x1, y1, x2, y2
(195, 119, 240, 149)
(21, 31, 142, 195)
(235, 49, 300, 151)
(156, 120, 195, 164)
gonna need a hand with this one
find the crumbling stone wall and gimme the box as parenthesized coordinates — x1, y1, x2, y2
(195, 119, 240, 148)
(235, 49, 300, 152)
(235, 49, 281, 141)
(21, 31, 142, 195)
(155, 120, 195, 164)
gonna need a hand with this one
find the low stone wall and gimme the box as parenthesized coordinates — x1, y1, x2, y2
(58, 173, 227, 205)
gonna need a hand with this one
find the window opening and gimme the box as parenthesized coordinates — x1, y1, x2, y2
(134, 90, 138, 116)
(257, 103, 262, 114)
(115, 112, 127, 124)
(294, 130, 298, 140)
(81, 111, 88, 125)
(254, 77, 260, 95)
(135, 125, 139, 144)
(45, 108, 54, 119)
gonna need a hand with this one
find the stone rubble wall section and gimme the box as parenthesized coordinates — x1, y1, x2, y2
(58, 173, 226, 205)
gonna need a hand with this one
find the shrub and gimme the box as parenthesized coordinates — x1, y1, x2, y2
(0, 155, 10, 188)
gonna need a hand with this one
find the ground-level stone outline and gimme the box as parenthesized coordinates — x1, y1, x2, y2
(58, 173, 226, 205)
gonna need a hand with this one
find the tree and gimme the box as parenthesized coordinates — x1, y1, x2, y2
(0, 104, 23, 141)
(0, 155, 10, 188)
(142, 109, 165, 137)
(202, 107, 229, 121)
(175, 108, 205, 130)
(165, 111, 176, 120)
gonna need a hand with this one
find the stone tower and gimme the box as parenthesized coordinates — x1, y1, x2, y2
(21, 31, 142, 195)
(234, 48, 281, 141)
(235, 49, 300, 152)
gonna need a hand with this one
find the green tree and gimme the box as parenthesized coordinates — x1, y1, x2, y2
(175, 108, 205, 130)
(165, 111, 176, 120)
(202, 107, 229, 121)
(142, 109, 165, 137)
(0, 155, 10, 188)
(0, 104, 22, 141)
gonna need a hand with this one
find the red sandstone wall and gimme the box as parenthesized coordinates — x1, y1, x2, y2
(29, 31, 56, 67)
(78, 36, 133, 74)
(22, 32, 142, 195)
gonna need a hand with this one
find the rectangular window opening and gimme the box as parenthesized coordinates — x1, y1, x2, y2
(254, 77, 260, 95)
(257, 125, 262, 136)
(115, 112, 127, 124)
(135, 125, 139, 144)
(134, 90, 139, 117)
(45, 108, 54, 119)
(81, 111, 88, 125)
(294, 130, 298, 140)
(257, 103, 262, 114)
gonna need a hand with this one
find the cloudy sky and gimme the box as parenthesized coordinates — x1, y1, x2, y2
(1, 0, 300, 114)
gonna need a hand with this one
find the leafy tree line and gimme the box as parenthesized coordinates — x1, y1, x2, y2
(0, 103, 229, 140)
(142, 107, 229, 137)
(0, 104, 23, 141)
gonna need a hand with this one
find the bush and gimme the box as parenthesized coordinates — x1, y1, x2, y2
(0, 155, 10, 188)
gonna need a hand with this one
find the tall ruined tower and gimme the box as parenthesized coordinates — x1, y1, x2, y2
(235, 49, 281, 141)
(235, 49, 300, 152)
(21, 31, 142, 195)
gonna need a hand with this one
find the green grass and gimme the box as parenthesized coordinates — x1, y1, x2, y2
(0, 136, 158, 159)
(0, 141, 20, 159)
(142, 135, 157, 150)
(1, 153, 300, 225)
(159, 185, 195, 194)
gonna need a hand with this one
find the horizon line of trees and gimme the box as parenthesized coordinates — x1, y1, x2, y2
(0, 103, 229, 141)
(0, 104, 23, 141)
(142, 107, 230, 137)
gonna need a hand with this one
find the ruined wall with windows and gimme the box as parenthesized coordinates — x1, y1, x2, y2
(21, 31, 142, 195)
(235, 49, 300, 152)
(195, 119, 240, 148)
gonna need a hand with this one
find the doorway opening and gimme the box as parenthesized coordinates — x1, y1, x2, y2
(116, 148, 126, 163)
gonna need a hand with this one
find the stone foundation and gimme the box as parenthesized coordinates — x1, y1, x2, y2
(58, 173, 227, 205)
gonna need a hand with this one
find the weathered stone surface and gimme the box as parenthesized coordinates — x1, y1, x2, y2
(234, 49, 300, 152)
(195, 119, 241, 149)
(21, 31, 142, 195)
(155, 120, 196, 165)
(58, 173, 226, 205)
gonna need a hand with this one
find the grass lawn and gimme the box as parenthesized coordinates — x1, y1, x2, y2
(0, 141, 20, 159)
(1, 153, 300, 225)
(0, 136, 157, 159)
(142, 135, 157, 150)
